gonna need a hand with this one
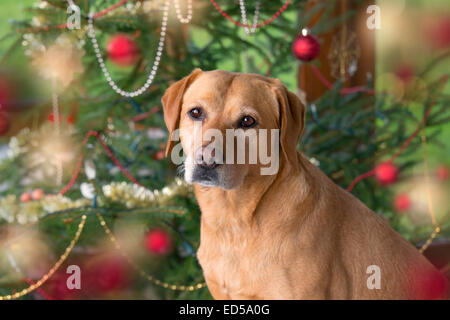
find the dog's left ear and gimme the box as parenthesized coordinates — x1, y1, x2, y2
(162, 68, 203, 157)
(270, 80, 306, 170)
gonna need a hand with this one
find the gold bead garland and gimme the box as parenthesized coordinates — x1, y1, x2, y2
(96, 213, 206, 292)
(418, 129, 440, 254)
(0, 215, 87, 300)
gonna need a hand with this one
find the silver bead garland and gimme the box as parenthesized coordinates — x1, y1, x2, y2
(239, 0, 261, 35)
(174, 0, 193, 24)
(87, 0, 170, 97)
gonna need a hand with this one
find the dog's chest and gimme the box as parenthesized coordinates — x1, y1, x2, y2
(198, 244, 258, 298)
(197, 229, 282, 299)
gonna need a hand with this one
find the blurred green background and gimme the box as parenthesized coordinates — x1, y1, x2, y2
(1, 0, 449, 163)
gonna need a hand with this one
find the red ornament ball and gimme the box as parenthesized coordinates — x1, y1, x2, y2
(20, 192, 31, 203)
(427, 17, 450, 49)
(86, 256, 130, 294)
(107, 35, 140, 67)
(394, 193, 411, 212)
(0, 112, 9, 135)
(31, 189, 45, 201)
(47, 113, 62, 123)
(292, 34, 321, 62)
(145, 229, 173, 255)
(395, 65, 415, 84)
(436, 165, 449, 181)
(152, 150, 165, 160)
(411, 268, 448, 300)
(66, 114, 75, 124)
(48, 113, 75, 124)
(375, 162, 398, 185)
(45, 272, 76, 300)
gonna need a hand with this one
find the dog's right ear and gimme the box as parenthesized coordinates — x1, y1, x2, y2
(162, 68, 202, 157)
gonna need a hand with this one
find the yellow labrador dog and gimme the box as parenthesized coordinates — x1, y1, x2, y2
(162, 69, 446, 299)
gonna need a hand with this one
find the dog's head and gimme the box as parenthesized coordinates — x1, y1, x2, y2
(162, 69, 305, 190)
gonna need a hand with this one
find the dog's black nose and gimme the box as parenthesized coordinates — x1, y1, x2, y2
(198, 161, 220, 169)
(195, 145, 222, 169)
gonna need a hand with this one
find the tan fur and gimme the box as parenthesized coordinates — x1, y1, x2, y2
(162, 69, 444, 299)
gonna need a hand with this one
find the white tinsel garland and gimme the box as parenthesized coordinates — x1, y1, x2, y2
(0, 194, 90, 225)
(0, 178, 192, 224)
(102, 178, 192, 208)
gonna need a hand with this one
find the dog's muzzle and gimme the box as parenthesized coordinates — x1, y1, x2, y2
(191, 145, 222, 186)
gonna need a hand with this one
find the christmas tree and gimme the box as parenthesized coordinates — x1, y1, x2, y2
(0, 0, 449, 300)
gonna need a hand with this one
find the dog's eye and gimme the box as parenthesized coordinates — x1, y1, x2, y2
(188, 107, 204, 120)
(239, 115, 257, 128)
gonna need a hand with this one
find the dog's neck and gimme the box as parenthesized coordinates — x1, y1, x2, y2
(193, 153, 316, 230)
